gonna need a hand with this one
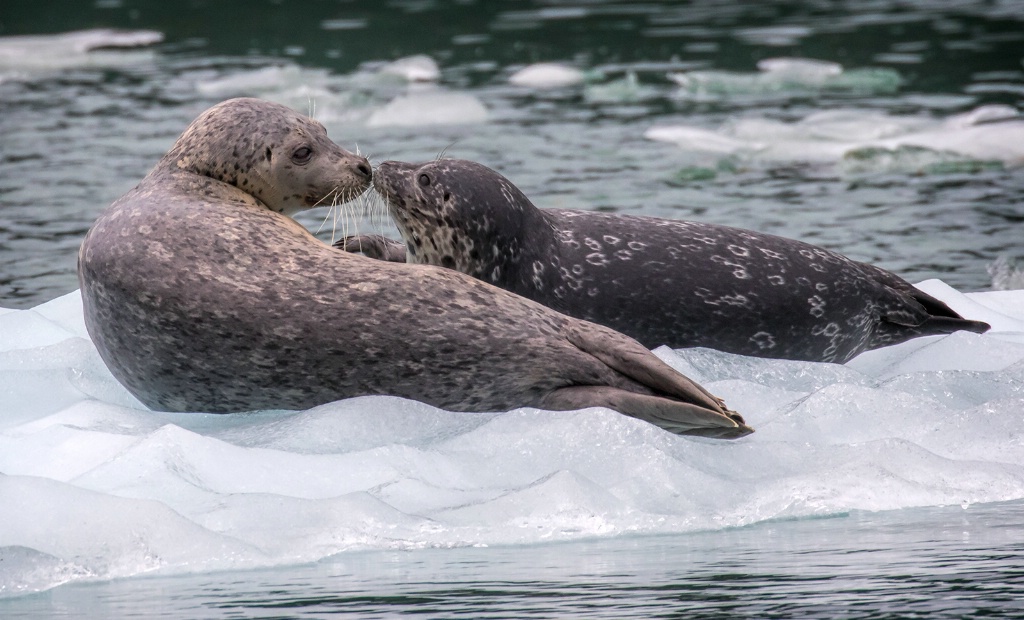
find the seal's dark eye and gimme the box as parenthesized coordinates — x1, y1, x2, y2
(418, 173, 431, 187)
(292, 146, 313, 164)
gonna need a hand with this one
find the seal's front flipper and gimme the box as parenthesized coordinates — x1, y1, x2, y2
(541, 386, 753, 439)
(333, 235, 408, 262)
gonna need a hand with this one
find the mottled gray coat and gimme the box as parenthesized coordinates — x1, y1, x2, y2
(354, 158, 989, 364)
(78, 98, 750, 438)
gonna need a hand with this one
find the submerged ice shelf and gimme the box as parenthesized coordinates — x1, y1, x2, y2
(0, 282, 1023, 596)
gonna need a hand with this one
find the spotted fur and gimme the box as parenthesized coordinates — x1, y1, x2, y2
(361, 158, 990, 364)
(78, 99, 750, 439)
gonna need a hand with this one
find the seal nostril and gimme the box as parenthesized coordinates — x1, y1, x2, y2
(356, 162, 371, 178)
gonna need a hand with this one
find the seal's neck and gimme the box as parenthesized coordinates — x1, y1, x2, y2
(468, 204, 558, 294)
(155, 144, 283, 213)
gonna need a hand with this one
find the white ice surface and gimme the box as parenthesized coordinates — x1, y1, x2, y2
(0, 29, 162, 78)
(1, 284, 1022, 596)
(193, 57, 486, 128)
(366, 86, 488, 127)
(378, 54, 441, 82)
(508, 63, 586, 88)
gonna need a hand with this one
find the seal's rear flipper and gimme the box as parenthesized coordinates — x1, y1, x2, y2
(541, 386, 753, 439)
(565, 323, 724, 411)
(878, 289, 991, 337)
(917, 315, 991, 335)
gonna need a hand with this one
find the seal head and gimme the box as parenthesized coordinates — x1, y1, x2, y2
(166, 97, 372, 214)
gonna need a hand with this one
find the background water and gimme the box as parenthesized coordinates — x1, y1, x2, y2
(1, 0, 1024, 616)
(1, 0, 1023, 308)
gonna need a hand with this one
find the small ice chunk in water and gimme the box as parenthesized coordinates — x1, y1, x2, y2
(643, 125, 763, 154)
(195, 64, 333, 97)
(756, 57, 843, 79)
(0, 29, 163, 72)
(944, 104, 1019, 128)
(367, 90, 487, 126)
(508, 63, 585, 88)
(378, 55, 440, 82)
(584, 72, 661, 103)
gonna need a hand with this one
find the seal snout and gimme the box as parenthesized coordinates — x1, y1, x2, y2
(350, 157, 372, 182)
(371, 160, 408, 195)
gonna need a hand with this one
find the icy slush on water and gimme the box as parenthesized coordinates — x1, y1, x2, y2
(0, 282, 1022, 596)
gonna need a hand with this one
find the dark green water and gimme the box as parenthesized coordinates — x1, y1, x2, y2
(1, 0, 1023, 307)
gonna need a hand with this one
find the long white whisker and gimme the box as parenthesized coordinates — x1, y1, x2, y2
(436, 141, 458, 161)
(313, 185, 342, 235)
(333, 190, 341, 244)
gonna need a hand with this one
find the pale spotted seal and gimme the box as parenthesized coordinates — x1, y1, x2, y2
(77, 98, 751, 439)
(342, 158, 990, 363)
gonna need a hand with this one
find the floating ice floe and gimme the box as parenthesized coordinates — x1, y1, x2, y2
(668, 57, 902, 100)
(193, 63, 371, 126)
(367, 88, 488, 126)
(508, 62, 586, 88)
(0, 29, 163, 76)
(646, 105, 1024, 169)
(0, 283, 1022, 596)
(378, 55, 441, 82)
(583, 71, 662, 104)
(192, 56, 470, 127)
(195, 64, 335, 98)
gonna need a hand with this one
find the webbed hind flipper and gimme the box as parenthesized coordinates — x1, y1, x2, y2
(877, 287, 991, 335)
(565, 322, 725, 411)
(541, 386, 753, 439)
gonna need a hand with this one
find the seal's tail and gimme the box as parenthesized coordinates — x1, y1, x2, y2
(543, 322, 754, 439)
(873, 288, 991, 348)
(908, 289, 991, 334)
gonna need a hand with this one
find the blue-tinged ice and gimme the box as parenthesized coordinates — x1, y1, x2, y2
(0, 282, 1022, 596)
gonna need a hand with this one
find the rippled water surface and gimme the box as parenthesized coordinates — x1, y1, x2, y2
(1, 0, 1023, 307)
(5, 501, 1024, 618)
(2, 1, 1024, 616)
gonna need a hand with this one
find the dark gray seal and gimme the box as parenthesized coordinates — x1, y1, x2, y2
(77, 98, 751, 439)
(343, 158, 990, 363)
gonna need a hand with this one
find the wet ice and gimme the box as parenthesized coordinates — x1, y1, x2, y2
(1, 283, 1022, 596)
